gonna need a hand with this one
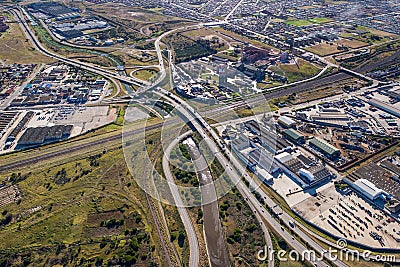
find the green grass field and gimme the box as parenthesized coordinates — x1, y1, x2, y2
(286, 17, 332, 27)
(308, 17, 332, 24)
(0, 110, 179, 265)
(132, 68, 158, 81)
(286, 19, 312, 27)
(269, 59, 321, 83)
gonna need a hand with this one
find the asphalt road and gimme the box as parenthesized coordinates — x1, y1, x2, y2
(156, 88, 348, 267)
(10, 7, 146, 87)
(162, 131, 200, 267)
(0, 122, 164, 172)
(5, 4, 398, 265)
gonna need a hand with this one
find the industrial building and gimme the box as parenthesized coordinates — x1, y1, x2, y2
(352, 179, 389, 201)
(273, 151, 332, 187)
(27, 2, 79, 20)
(244, 120, 261, 135)
(0, 111, 19, 138)
(299, 168, 315, 183)
(235, 63, 266, 82)
(310, 109, 350, 128)
(347, 162, 400, 201)
(278, 115, 296, 128)
(5, 112, 34, 147)
(228, 118, 333, 188)
(283, 128, 305, 144)
(309, 137, 341, 160)
(11, 65, 107, 106)
(348, 120, 370, 132)
(230, 133, 252, 152)
(230, 135, 276, 184)
(368, 98, 400, 119)
(257, 124, 292, 154)
(16, 125, 73, 149)
(52, 19, 109, 39)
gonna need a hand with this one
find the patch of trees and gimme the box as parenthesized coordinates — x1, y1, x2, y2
(178, 143, 191, 160)
(171, 229, 186, 248)
(0, 213, 12, 227)
(88, 153, 103, 167)
(105, 229, 151, 266)
(72, 169, 92, 182)
(100, 218, 124, 228)
(131, 211, 143, 224)
(168, 33, 217, 63)
(277, 236, 288, 251)
(53, 168, 70, 185)
(246, 223, 257, 233)
(154, 101, 174, 113)
(220, 200, 230, 211)
(227, 228, 242, 244)
(253, 191, 265, 205)
(172, 166, 199, 187)
(0, 250, 33, 266)
(196, 208, 203, 224)
(175, 39, 217, 63)
(10, 172, 30, 184)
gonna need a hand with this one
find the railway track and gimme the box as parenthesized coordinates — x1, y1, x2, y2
(0, 122, 164, 172)
(142, 143, 180, 267)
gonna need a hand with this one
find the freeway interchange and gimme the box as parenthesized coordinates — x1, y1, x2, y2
(155, 88, 346, 267)
(4, 2, 400, 267)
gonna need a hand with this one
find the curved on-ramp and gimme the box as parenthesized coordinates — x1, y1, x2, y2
(162, 131, 200, 267)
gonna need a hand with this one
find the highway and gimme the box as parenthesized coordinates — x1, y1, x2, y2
(162, 131, 200, 267)
(135, 23, 202, 95)
(0, 122, 164, 172)
(4, 3, 397, 265)
(156, 88, 348, 267)
(0, 93, 396, 264)
(10, 7, 148, 87)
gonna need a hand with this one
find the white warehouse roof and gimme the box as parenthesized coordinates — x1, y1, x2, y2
(274, 152, 293, 164)
(278, 116, 295, 127)
(353, 179, 387, 200)
(299, 168, 315, 183)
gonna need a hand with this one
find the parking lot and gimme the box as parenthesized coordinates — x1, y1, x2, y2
(295, 186, 400, 248)
(52, 106, 117, 135)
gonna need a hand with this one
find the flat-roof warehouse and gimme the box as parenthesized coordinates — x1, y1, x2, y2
(17, 125, 73, 149)
(352, 179, 388, 201)
(278, 115, 296, 128)
(368, 98, 400, 119)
